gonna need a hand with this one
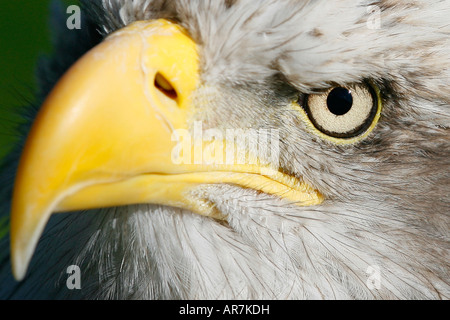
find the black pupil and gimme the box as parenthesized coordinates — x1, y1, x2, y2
(327, 87, 353, 116)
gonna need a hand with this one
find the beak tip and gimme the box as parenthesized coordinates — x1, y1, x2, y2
(10, 203, 54, 282)
(10, 221, 45, 282)
(11, 251, 28, 281)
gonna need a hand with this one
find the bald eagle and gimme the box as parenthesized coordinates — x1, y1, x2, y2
(0, 0, 449, 299)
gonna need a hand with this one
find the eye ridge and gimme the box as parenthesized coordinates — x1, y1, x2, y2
(303, 83, 379, 139)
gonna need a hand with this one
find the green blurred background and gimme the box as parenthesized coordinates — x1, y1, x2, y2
(0, 0, 78, 160)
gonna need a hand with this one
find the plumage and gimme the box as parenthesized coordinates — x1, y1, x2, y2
(0, 0, 449, 299)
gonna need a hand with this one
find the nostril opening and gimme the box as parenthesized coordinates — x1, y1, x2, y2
(154, 73, 178, 100)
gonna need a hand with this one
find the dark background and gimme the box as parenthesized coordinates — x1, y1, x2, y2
(0, 0, 78, 160)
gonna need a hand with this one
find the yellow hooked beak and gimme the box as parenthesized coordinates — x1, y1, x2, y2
(11, 20, 323, 280)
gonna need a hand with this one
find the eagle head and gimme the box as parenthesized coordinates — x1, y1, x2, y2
(0, 0, 449, 299)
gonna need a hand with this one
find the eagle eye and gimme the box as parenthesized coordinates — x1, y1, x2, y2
(326, 87, 353, 116)
(301, 83, 381, 141)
